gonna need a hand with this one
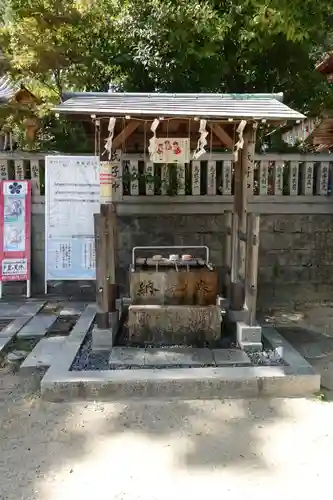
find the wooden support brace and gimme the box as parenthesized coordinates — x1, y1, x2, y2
(112, 121, 140, 150)
(209, 123, 234, 150)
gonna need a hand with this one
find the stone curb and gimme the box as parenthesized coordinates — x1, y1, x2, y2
(40, 319, 320, 401)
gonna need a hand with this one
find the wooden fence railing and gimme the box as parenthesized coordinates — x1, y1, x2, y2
(1, 152, 333, 214)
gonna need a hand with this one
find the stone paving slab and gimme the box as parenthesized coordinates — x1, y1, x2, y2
(16, 301, 46, 317)
(0, 302, 23, 318)
(109, 347, 214, 368)
(0, 300, 45, 319)
(17, 314, 57, 339)
(213, 349, 251, 366)
(59, 303, 87, 316)
(20, 336, 67, 375)
(0, 336, 13, 353)
(144, 347, 214, 367)
(109, 347, 146, 367)
(0, 316, 35, 339)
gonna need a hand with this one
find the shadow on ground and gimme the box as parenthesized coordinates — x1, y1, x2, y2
(0, 364, 300, 500)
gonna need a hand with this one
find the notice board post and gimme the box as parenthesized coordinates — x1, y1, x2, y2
(0, 180, 31, 298)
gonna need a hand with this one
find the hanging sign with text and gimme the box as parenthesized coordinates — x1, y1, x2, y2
(0, 180, 31, 282)
(45, 156, 100, 282)
(150, 138, 190, 164)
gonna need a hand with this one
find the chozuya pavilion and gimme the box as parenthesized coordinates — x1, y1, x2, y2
(54, 91, 304, 354)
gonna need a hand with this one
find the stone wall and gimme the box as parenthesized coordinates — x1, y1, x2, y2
(29, 208, 333, 310)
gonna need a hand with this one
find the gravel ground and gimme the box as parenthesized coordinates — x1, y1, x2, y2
(1, 366, 333, 500)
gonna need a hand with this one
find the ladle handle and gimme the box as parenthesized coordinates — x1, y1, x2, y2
(132, 245, 209, 267)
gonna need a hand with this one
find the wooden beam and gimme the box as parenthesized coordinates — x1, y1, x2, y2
(209, 123, 234, 150)
(112, 121, 141, 150)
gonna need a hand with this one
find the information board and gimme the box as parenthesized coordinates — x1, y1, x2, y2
(0, 180, 31, 297)
(45, 156, 100, 284)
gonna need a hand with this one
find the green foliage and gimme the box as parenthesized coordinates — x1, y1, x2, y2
(117, 0, 333, 113)
(0, 0, 333, 152)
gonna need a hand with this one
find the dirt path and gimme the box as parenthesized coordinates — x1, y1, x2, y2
(1, 365, 333, 500)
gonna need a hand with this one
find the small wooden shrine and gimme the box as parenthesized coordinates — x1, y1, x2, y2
(283, 52, 333, 152)
(54, 92, 305, 349)
(0, 75, 40, 149)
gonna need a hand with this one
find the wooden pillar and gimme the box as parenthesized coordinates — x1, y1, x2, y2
(230, 212, 239, 283)
(102, 202, 117, 314)
(223, 211, 232, 298)
(95, 159, 119, 329)
(245, 213, 260, 325)
(230, 124, 256, 310)
(94, 212, 109, 329)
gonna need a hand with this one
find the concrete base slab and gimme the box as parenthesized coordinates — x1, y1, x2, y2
(20, 336, 66, 376)
(41, 365, 320, 402)
(128, 304, 221, 345)
(213, 348, 251, 366)
(40, 324, 321, 402)
(17, 314, 58, 339)
(311, 359, 333, 390)
(91, 312, 119, 351)
(236, 322, 262, 351)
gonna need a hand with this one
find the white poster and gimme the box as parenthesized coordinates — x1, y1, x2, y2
(45, 156, 100, 281)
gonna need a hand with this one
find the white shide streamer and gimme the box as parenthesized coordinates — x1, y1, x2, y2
(104, 117, 116, 160)
(148, 118, 160, 160)
(233, 120, 247, 161)
(193, 119, 208, 160)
